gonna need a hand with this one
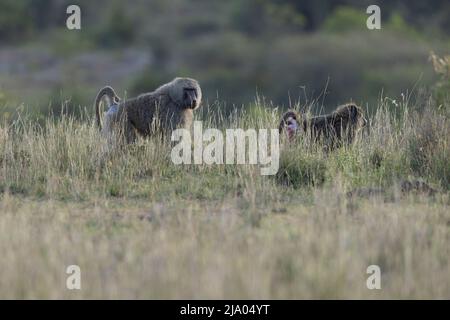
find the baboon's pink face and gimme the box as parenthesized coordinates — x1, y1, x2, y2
(286, 116, 298, 139)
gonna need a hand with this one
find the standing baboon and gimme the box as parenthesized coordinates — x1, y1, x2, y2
(279, 103, 367, 147)
(94, 77, 202, 144)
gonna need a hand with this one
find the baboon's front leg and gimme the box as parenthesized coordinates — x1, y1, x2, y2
(124, 120, 137, 144)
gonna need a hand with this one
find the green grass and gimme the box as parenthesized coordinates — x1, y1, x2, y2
(0, 95, 449, 298)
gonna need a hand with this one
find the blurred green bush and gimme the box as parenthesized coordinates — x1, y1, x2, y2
(0, 0, 448, 118)
(0, 1, 33, 41)
(430, 52, 450, 111)
(93, 2, 136, 48)
(322, 6, 367, 33)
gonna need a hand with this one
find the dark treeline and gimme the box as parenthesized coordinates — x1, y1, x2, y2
(1, 0, 448, 40)
(0, 0, 448, 115)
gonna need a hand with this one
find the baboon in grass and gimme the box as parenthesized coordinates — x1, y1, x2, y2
(279, 103, 367, 148)
(94, 77, 202, 144)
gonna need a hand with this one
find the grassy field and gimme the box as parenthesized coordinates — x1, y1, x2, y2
(0, 95, 449, 299)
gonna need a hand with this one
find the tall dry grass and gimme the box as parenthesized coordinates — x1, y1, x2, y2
(0, 93, 449, 299)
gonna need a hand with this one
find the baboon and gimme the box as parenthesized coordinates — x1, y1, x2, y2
(279, 103, 367, 148)
(307, 103, 367, 146)
(94, 77, 202, 144)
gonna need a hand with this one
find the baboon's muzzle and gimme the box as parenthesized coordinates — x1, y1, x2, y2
(189, 99, 198, 109)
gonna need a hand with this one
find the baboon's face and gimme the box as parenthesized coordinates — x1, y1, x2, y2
(280, 111, 300, 140)
(182, 87, 200, 109)
(347, 105, 367, 130)
(360, 112, 368, 128)
(354, 107, 367, 129)
(170, 78, 202, 110)
(359, 114, 368, 128)
(285, 116, 298, 139)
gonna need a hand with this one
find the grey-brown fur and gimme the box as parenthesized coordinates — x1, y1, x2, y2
(95, 77, 202, 144)
(279, 103, 367, 148)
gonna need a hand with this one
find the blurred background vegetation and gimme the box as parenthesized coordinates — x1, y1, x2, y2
(0, 0, 449, 119)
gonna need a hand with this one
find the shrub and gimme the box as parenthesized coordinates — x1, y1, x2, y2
(322, 6, 367, 33)
(407, 109, 450, 189)
(94, 3, 136, 48)
(276, 149, 327, 188)
(0, 1, 33, 42)
(429, 52, 450, 111)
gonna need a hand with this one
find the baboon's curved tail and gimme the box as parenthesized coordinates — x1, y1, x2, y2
(94, 86, 121, 130)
